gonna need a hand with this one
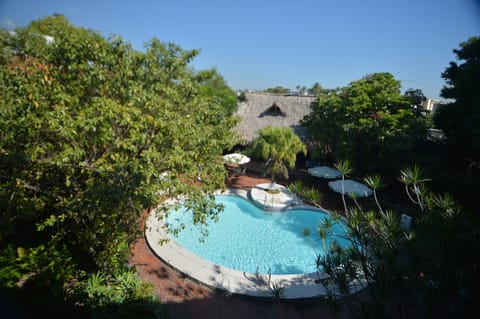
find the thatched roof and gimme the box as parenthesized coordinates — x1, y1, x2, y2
(234, 92, 315, 143)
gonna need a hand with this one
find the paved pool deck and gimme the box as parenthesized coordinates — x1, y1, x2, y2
(145, 187, 365, 300)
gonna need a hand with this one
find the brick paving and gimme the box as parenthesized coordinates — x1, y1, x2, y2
(130, 168, 354, 319)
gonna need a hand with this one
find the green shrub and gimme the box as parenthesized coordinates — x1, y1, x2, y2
(287, 181, 323, 207)
(0, 246, 30, 288)
(71, 270, 166, 318)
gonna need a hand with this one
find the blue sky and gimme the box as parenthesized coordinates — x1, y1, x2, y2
(1, 0, 479, 99)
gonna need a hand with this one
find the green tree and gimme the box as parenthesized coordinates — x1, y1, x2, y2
(247, 126, 306, 182)
(264, 86, 290, 94)
(404, 88, 427, 115)
(295, 84, 307, 94)
(0, 15, 237, 308)
(434, 36, 480, 173)
(303, 73, 428, 175)
(308, 81, 325, 95)
(196, 68, 238, 116)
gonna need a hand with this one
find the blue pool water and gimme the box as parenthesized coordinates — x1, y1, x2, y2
(166, 195, 350, 275)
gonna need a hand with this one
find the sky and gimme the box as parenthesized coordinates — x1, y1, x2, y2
(1, 0, 479, 99)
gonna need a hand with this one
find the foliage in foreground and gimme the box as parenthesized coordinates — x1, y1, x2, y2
(314, 163, 480, 319)
(70, 270, 167, 318)
(0, 15, 237, 313)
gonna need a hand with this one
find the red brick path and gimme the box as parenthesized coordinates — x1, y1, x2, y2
(130, 170, 353, 319)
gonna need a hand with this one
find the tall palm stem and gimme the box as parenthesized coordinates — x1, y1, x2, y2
(334, 159, 353, 215)
(341, 175, 348, 214)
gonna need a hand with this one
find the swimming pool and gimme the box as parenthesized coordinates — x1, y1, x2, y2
(165, 195, 350, 275)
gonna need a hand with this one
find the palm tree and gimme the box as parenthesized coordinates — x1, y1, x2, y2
(334, 159, 353, 213)
(364, 174, 385, 215)
(399, 165, 430, 211)
(248, 126, 306, 183)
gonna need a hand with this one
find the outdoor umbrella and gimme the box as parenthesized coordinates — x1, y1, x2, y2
(223, 153, 251, 165)
(328, 179, 373, 197)
(307, 166, 342, 179)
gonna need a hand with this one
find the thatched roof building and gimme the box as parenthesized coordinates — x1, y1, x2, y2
(234, 92, 315, 143)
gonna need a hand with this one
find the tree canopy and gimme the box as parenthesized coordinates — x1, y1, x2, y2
(196, 68, 238, 116)
(247, 126, 306, 181)
(308, 82, 330, 95)
(0, 14, 237, 305)
(404, 88, 427, 116)
(302, 72, 428, 175)
(434, 36, 480, 173)
(263, 86, 290, 94)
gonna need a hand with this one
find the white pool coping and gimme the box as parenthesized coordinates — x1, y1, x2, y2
(249, 183, 298, 211)
(145, 188, 366, 299)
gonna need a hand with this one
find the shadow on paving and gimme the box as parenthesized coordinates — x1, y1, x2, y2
(165, 293, 352, 319)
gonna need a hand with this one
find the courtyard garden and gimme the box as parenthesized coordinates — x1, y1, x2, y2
(1, 15, 479, 319)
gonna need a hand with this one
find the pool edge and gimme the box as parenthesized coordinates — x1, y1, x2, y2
(145, 188, 367, 299)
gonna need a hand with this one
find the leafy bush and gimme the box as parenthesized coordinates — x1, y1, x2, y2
(71, 270, 166, 318)
(287, 180, 323, 207)
(0, 246, 31, 288)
